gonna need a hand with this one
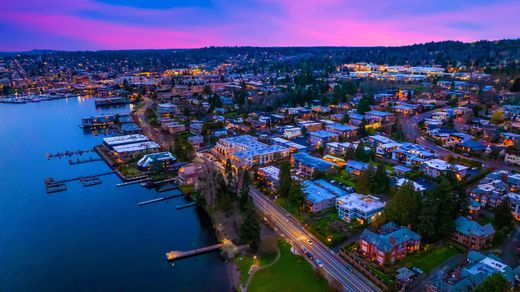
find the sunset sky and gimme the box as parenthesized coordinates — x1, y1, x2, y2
(1, 0, 519, 51)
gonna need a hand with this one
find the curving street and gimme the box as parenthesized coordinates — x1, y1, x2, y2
(401, 109, 517, 171)
(250, 187, 380, 292)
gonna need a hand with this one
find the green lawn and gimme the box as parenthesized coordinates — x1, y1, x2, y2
(306, 213, 347, 246)
(276, 197, 306, 221)
(248, 242, 331, 292)
(401, 244, 461, 272)
(233, 256, 255, 284)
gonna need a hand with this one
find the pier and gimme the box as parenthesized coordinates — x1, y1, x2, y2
(166, 243, 223, 261)
(68, 157, 102, 165)
(116, 176, 151, 187)
(46, 149, 95, 159)
(44, 171, 114, 193)
(176, 202, 196, 209)
(137, 193, 184, 206)
(138, 189, 184, 206)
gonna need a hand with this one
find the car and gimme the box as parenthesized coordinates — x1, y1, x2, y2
(463, 153, 469, 157)
(307, 239, 313, 245)
(306, 252, 314, 259)
(315, 259, 324, 268)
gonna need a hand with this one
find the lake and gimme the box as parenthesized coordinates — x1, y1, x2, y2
(0, 97, 229, 291)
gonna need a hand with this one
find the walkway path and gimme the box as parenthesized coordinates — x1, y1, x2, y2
(243, 246, 281, 291)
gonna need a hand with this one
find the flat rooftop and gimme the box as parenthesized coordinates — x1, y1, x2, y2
(103, 134, 149, 147)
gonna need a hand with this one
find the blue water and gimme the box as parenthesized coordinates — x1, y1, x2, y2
(0, 98, 229, 291)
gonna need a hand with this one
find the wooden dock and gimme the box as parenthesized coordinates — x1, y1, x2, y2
(138, 192, 184, 206)
(166, 243, 223, 261)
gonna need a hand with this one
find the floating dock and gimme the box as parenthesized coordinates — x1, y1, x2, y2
(166, 243, 223, 261)
(158, 183, 178, 193)
(68, 157, 102, 165)
(46, 149, 95, 159)
(45, 182, 67, 194)
(44, 171, 114, 193)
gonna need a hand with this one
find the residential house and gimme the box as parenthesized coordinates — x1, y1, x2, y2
(451, 216, 495, 250)
(291, 152, 336, 176)
(359, 222, 421, 265)
(345, 160, 369, 175)
(426, 251, 515, 291)
(308, 130, 339, 149)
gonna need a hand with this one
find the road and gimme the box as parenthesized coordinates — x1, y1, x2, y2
(250, 187, 380, 292)
(132, 96, 173, 149)
(401, 110, 517, 171)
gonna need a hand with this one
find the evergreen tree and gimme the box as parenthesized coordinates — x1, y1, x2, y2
(511, 77, 520, 92)
(475, 273, 509, 292)
(374, 164, 390, 194)
(385, 182, 422, 226)
(355, 141, 369, 162)
(417, 191, 440, 241)
(278, 161, 292, 198)
(357, 119, 368, 138)
(239, 171, 251, 211)
(239, 207, 261, 252)
(289, 180, 305, 215)
(495, 198, 513, 230)
(356, 169, 371, 195)
(357, 97, 371, 114)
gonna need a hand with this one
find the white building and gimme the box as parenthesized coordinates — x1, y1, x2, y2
(212, 135, 289, 169)
(336, 193, 386, 224)
(421, 159, 468, 179)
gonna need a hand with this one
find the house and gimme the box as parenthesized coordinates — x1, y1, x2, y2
(307, 130, 339, 149)
(188, 135, 204, 149)
(507, 193, 520, 221)
(177, 164, 200, 185)
(212, 135, 289, 169)
(324, 123, 358, 139)
(257, 166, 280, 192)
(505, 151, 520, 166)
(426, 251, 515, 291)
(358, 222, 421, 265)
(302, 180, 343, 213)
(326, 141, 357, 157)
(455, 140, 486, 153)
(282, 126, 303, 139)
(394, 178, 427, 194)
(137, 152, 176, 170)
(345, 160, 369, 175)
(270, 137, 307, 153)
(291, 152, 336, 176)
(421, 159, 468, 179)
(336, 193, 385, 224)
(451, 217, 495, 250)
(365, 110, 396, 124)
(297, 120, 323, 132)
